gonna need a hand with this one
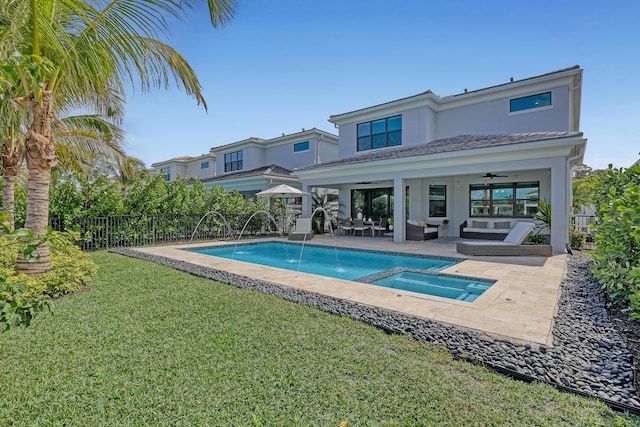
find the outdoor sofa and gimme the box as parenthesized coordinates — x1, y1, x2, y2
(406, 220, 439, 241)
(459, 218, 523, 240)
(456, 222, 552, 256)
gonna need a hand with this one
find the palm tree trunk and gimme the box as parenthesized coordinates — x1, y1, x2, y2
(2, 174, 16, 231)
(15, 90, 57, 276)
(1, 138, 22, 231)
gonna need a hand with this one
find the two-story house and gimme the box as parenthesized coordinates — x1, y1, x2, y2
(295, 66, 587, 254)
(151, 128, 339, 198)
(151, 151, 217, 183)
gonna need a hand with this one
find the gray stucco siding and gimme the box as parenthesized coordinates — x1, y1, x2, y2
(436, 86, 570, 138)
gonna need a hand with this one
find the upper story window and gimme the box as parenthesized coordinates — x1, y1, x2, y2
(510, 92, 551, 113)
(224, 150, 243, 172)
(470, 182, 539, 217)
(428, 185, 447, 217)
(200, 161, 210, 169)
(294, 141, 309, 152)
(357, 115, 402, 151)
(160, 167, 171, 181)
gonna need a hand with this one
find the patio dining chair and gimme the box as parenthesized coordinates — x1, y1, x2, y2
(372, 217, 388, 237)
(351, 219, 371, 237)
(338, 218, 354, 235)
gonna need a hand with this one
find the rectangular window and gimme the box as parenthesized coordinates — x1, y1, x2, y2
(294, 141, 309, 152)
(357, 115, 402, 151)
(429, 185, 447, 217)
(200, 161, 209, 169)
(224, 150, 243, 172)
(469, 182, 539, 217)
(510, 92, 551, 112)
(351, 188, 394, 220)
(160, 167, 171, 181)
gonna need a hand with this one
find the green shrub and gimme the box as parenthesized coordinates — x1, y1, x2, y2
(527, 233, 548, 245)
(569, 230, 586, 250)
(0, 231, 98, 298)
(590, 164, 640, 317)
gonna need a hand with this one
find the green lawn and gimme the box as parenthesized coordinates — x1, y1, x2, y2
(0, 251, 637, 426)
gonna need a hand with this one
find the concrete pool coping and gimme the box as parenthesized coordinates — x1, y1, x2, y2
(129, 235, 566, 347)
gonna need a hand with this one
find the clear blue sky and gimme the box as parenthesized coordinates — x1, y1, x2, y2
(123, 0, 640, 170)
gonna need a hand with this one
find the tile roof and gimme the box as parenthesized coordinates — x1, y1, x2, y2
(296, 132, 583, 171)
(199, 164, 295, 183)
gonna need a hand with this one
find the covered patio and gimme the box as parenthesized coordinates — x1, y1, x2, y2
(295, 132, 586, 255)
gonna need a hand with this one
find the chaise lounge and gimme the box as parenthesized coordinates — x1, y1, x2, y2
(456, 222, 552, 256)
(288, 218, 314, 241)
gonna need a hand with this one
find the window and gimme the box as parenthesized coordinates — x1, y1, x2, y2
(201, 161, 210, 169)
(357, 115, 402, 151)
(429, 185, 446, 217)
(351, 188, 394, 220)
(160, 167, 171, 181)
(224, 150, 243, 172)
(294, 141, 309, 152)
(470, 182, 539, 217)
(510, 92, 551, 113)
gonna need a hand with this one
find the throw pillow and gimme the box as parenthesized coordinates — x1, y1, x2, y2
(494, 221, 511, 229)
(472, 220, 488, 228)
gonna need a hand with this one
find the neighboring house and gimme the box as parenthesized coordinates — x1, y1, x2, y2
(151, 128, 339, 198)
(295, 66, 587, 254)
(199, 164, 298, 199)
(208, 128, 338, 198)
(151, 151, 216, 183)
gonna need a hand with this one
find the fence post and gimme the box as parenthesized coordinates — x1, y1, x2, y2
(106, 216, 109, 251)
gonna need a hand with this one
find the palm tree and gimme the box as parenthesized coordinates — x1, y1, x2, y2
(0, 0, 235, 274)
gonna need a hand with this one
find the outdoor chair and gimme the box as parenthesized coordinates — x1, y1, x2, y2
(373, 217, 388, 237)
(288, 218, 315, 241)
(456, 222, 551, 256)
(338, 218, 353, 235)
(351, 219, 371, 237)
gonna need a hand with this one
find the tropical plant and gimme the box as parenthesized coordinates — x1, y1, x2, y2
(533, 198, 551, 232)
(590, 164, 640, 316)
(0, 0, 236, 275)
(0, 213, 52, 331)
(311, 190, 340, 233)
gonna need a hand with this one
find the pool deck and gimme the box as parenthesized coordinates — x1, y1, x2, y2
(131, 236, 566, 347)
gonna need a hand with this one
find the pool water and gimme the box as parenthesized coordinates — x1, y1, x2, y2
(189, 242, 493, 302)
(190, 242, 456, 280)
(372, 272, 494, 302)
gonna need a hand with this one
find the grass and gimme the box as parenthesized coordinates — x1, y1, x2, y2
(0, 251, 637, 426)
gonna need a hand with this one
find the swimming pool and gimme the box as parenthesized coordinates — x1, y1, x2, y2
(189, 242, 458, 281)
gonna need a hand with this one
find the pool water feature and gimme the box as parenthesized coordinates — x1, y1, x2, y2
(372, 271, 494, 302)
(189, 242, 495, 302)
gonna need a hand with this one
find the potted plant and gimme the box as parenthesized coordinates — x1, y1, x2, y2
(441, 219, 449, 237)
(387, 218, 394, 231)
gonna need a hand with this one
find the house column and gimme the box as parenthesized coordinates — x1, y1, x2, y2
(393, 177, 406, 242)
(549, 159, 569, 254)
(301, 184, 311, 217)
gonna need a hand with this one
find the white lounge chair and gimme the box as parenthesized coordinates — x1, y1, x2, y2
(288, 218, 315, 241)
(456, 222, 551, 256)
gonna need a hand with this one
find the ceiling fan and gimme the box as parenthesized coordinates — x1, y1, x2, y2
(478, 172, 507, 179)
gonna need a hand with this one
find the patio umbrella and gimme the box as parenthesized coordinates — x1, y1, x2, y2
(256, 184, 310, 233)
(256, 184, 309, 199)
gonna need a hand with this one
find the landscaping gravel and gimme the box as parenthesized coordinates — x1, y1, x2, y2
(112, 248, 638, 410)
